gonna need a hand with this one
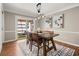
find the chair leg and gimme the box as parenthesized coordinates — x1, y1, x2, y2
(26, 40, 29, 44)
(37, 43, 39, 56)
(48, 41, 49, 48)
(51, 38, 57, 51)
(29, 41, 32, 51)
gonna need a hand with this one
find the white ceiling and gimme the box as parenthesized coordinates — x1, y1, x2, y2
(3, 3, 79, 18)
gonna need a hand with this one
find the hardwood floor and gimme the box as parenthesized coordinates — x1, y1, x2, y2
(0, 39, 79, 56)
(0, 40, 24, 56)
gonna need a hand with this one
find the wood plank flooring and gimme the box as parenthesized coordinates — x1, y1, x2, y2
(0, 39, 79, 56)
(0, 40, 24, 56)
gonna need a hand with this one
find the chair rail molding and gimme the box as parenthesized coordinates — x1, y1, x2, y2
(54, 30, 79, 34)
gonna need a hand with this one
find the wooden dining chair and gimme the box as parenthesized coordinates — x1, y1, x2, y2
(27, 32, 43, 56)
(25, 31, 31, 44)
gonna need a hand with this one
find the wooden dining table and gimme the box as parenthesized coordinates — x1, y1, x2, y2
(26, 31, 59, 56)
(38, 33, 59, 56)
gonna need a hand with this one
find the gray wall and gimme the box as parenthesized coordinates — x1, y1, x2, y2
(54, 6, 79, 45)
(0, 3, 2, 53)
(4, 11, 16, 42)
(39, 6, 79, 45)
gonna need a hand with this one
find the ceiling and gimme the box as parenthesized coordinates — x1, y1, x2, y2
(3, 3, 79, 18)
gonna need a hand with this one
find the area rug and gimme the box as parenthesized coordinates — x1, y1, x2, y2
(18, 41, 75, 56)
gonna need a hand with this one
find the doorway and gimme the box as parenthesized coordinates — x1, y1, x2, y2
(16, 19, 34, 40)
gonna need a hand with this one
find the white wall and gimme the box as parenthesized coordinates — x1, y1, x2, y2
(53, 6, 79, 45)
(40, 18, 51, 29)
(0, 3, 2, 53)
(39, 6, 79, 45)
(4, 11, 16, 42)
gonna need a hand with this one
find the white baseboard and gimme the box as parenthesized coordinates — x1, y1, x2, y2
(3, 39, 17, 43)
(55, 39, 79, 47)
(54, 30, 79, 34)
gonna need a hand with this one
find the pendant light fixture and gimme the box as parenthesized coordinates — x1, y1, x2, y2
(36, 3, 41, 14)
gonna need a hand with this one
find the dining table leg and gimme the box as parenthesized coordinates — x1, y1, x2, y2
(43, 38, 47, 56)
(51, 37, 57, 51)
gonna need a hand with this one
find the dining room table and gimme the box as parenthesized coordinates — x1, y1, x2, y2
(26, 31, 59, 56)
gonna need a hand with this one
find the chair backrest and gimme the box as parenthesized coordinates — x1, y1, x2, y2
(31, 33, 39, 41)
(26, 32, 39, 41)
